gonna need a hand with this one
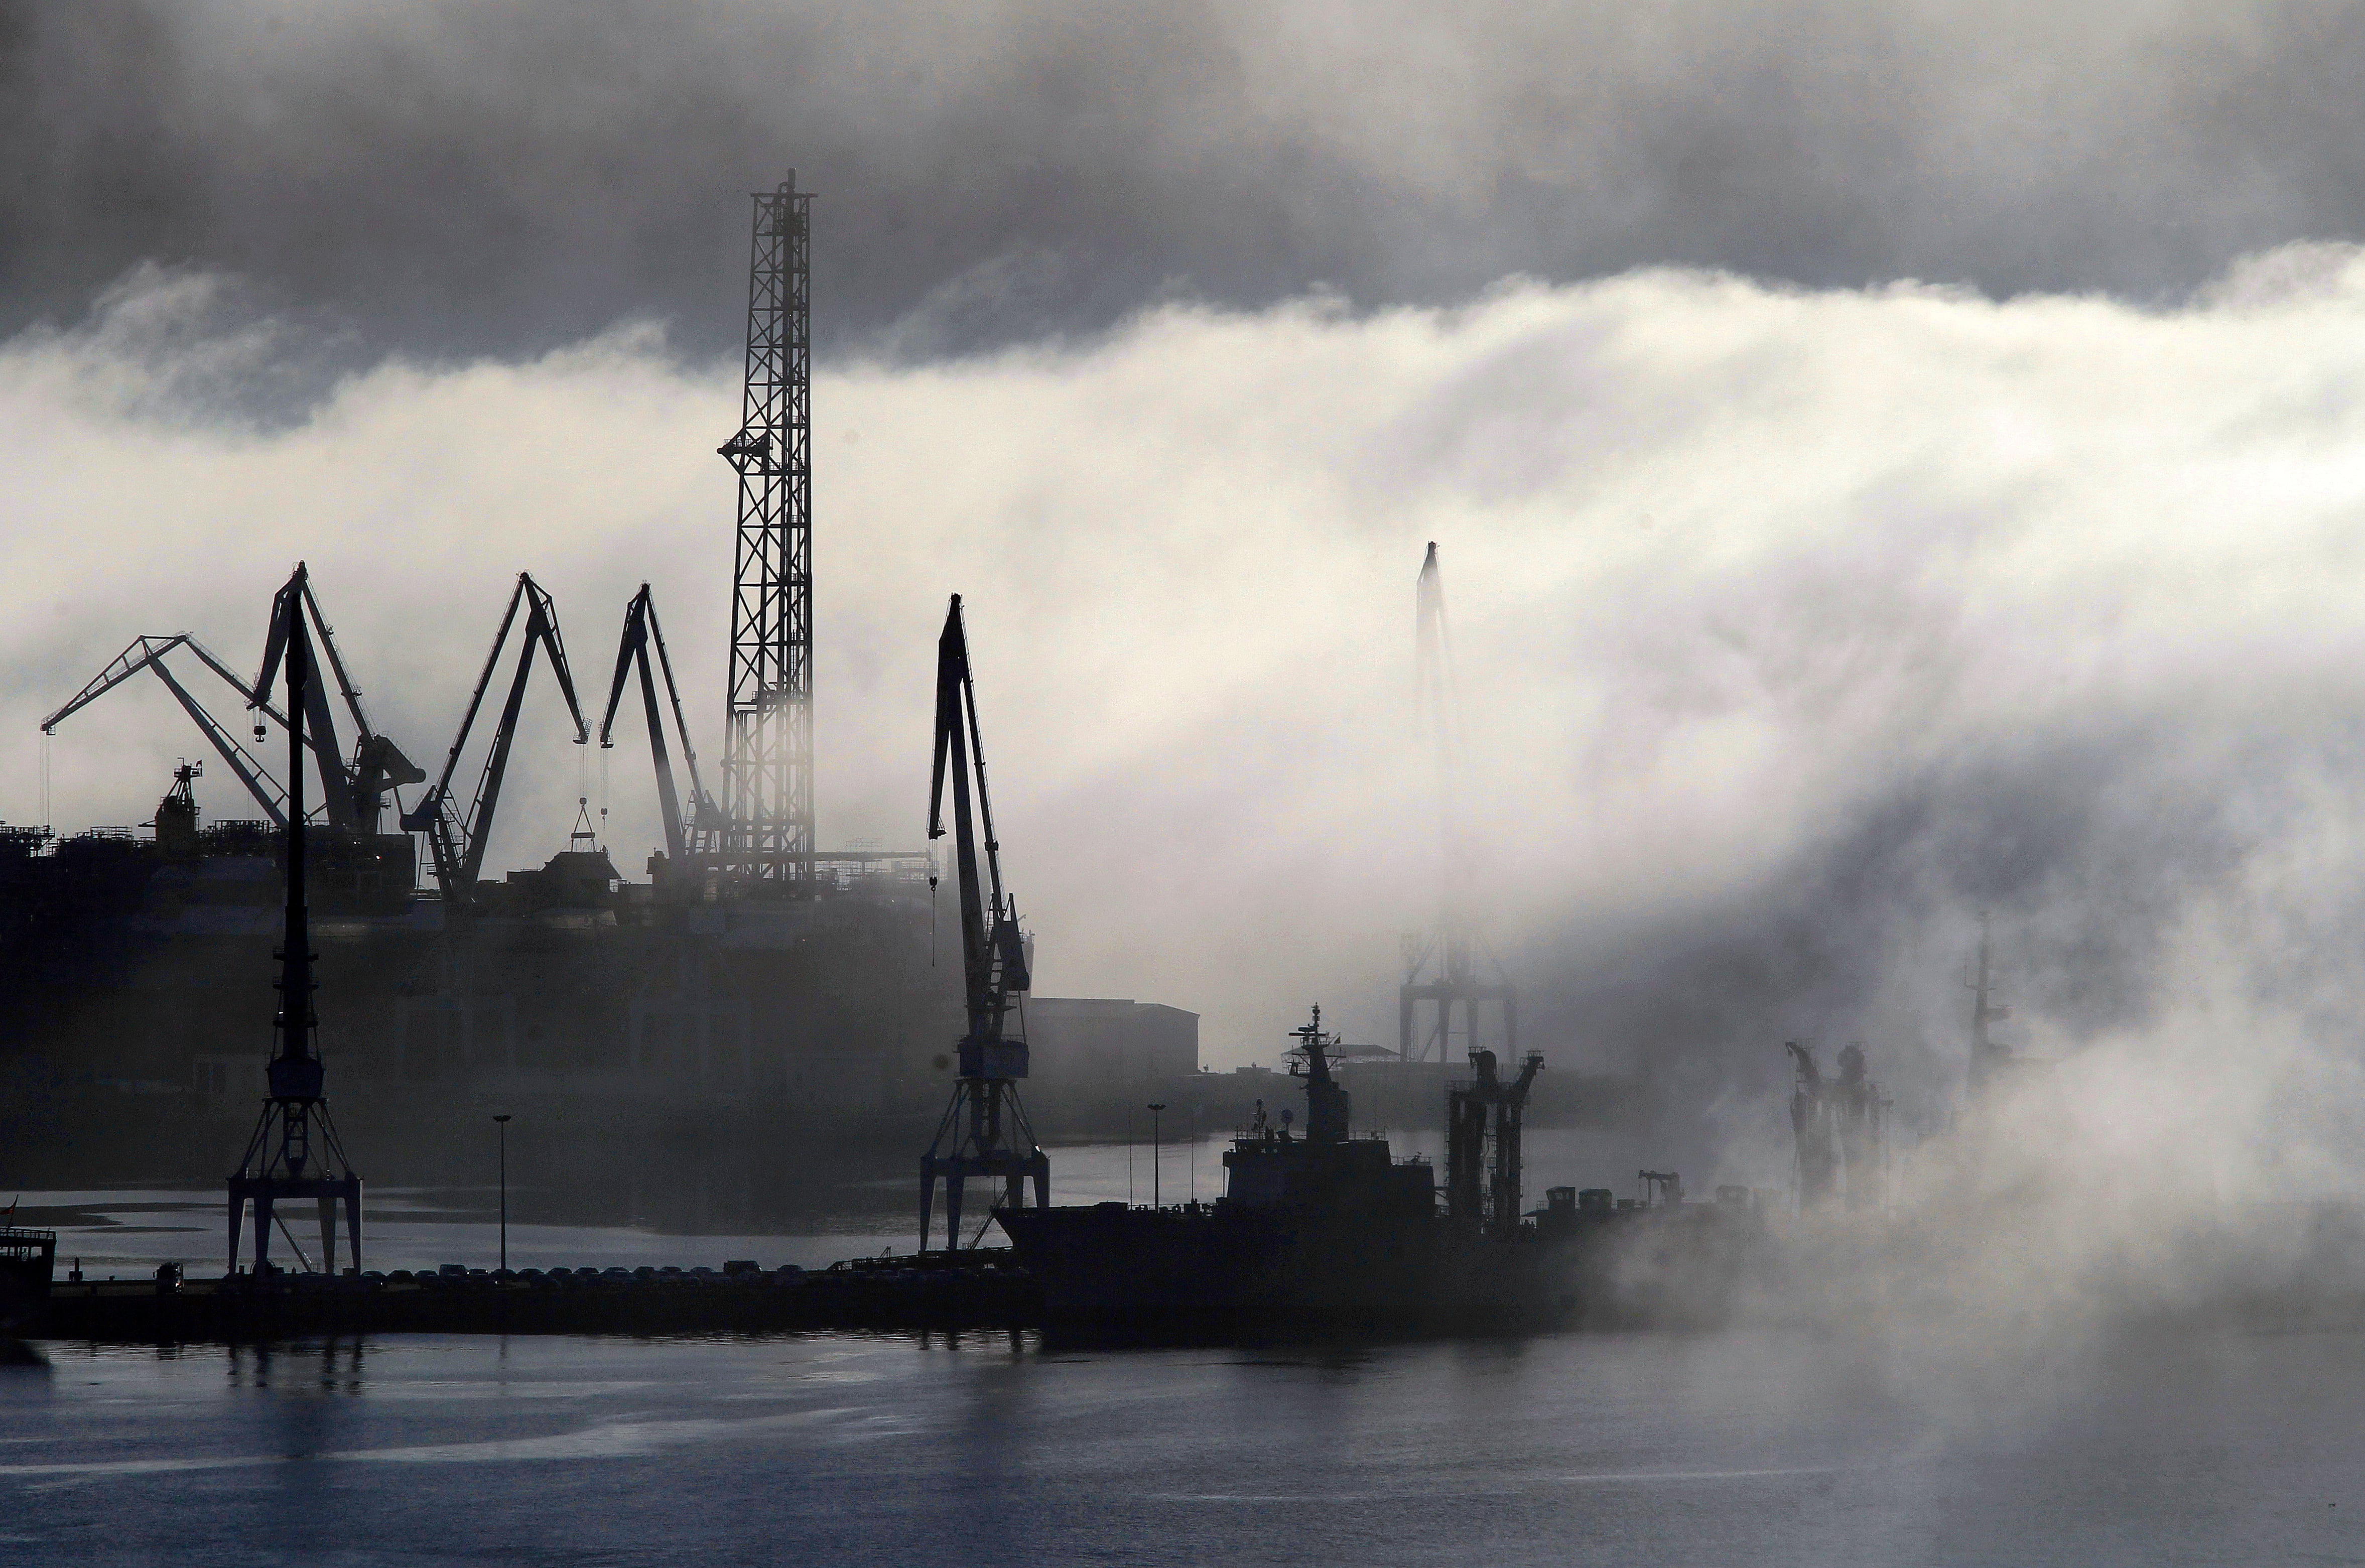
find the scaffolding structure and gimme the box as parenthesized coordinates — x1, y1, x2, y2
(716, 171, 816, 885)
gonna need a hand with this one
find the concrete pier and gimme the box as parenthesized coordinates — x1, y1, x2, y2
(31, 1251, 1038, 1342)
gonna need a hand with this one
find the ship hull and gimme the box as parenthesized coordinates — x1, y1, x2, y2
(995, 1203, 1571, 1334)
(998, 1200, 1768, 1337)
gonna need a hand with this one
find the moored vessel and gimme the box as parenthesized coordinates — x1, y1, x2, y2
(998, 1006, 1739, 1334)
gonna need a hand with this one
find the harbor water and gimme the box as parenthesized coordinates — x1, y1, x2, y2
(10, 1130, 2357, 1564)
(5, 1324, 2362, 1564)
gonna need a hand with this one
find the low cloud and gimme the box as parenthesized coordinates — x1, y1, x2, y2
(10, 252, 2365, 1209)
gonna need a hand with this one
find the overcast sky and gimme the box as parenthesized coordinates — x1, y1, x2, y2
(14, 3, 2365, 1194)
(12, 2, 2365, 363)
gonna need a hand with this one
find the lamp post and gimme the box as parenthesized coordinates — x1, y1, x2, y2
(492, 1114, 511, 1271)
(1147, 1103, 1165, 1209)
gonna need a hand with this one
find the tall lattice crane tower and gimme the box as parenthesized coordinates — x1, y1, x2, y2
(716, 170, 816, 885)
(1400, 543, 1517, 1064)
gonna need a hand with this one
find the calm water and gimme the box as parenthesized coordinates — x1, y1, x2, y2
(4, 1326, 2361, 1565)
(11, 1130, 2359, 1564)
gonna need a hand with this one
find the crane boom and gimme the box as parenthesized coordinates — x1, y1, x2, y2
(44, 633, 283, 735)
(917, 594, 1048, 1251)
(928, 594, 1028, 1057)
(251, 563, 422, 834)
(147, 662, 290, 826)
(403, 574, 588, 906)
(597, 585, 712, 867)
(252, 568, 351, 831)
(41, 634, 290, 825)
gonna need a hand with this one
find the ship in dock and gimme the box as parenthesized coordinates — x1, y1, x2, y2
(997, 1006, 1766, 1334)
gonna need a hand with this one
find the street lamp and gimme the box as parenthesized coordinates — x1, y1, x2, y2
(1147, 1103, 1165, 1209)
(492, 1114, 512, 1271)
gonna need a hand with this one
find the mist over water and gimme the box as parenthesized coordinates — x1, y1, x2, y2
(16, 11, 2365, 1564)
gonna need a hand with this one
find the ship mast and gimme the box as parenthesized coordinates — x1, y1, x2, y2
(1287, 1005, 1351, 1145)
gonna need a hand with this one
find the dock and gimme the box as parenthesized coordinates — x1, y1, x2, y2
(29, 1252, 1040, 1342)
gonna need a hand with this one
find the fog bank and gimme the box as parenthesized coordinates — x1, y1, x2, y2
(9, 252, 2365, 1206)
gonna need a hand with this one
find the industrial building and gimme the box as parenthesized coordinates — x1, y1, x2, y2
(1015, 998, 1200, 1126)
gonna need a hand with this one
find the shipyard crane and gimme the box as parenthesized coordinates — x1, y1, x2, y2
(596, 585, 719, 870)
(1965, 911, 2015, 1089)
(1400, 543, 1518, 1066)
(228, 588, 362, 1275)
(41, 564, 425, 836)
(248, 562, 424, 835)
(1446, 1046, 1544, 1227)
(42, 633, 292, 825)
(1786, 1041, 1838, 1210)
(918, 594, 1050, 1252)
(401, 573, 588, 908)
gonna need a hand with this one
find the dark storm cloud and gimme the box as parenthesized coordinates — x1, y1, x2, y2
(10, 1, 2365, 364)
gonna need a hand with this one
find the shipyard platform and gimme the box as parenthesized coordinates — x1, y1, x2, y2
(31, 1252, 1038, 1342)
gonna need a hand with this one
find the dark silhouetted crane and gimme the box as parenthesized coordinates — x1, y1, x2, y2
(41, 564, 422, 833)
(43, 633, 292, 824)
(227, 592, 362, 1275)
(1787, 1041, 1838, 1209)
(597, 584, 718, 872)
(715, 170, 816, 886)
(1446, 1046, 1544, 1227)
(250, 563, 423, 834)
(402, 574, 588, 908)
(918, 595, 1049, 1251)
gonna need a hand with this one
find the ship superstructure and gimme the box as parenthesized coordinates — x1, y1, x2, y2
(998, 1008, 1568, 1331)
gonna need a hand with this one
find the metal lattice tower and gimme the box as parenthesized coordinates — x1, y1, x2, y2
(716, 170, 815, 885)
(1401, 542, 1517, 1065)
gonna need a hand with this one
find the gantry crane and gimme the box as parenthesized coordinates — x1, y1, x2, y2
(596, 584, 719, 872)
(401, 573, 588, 909)
(918, 595, 1049, 1251)
(1400, 543, 1518, 1066)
